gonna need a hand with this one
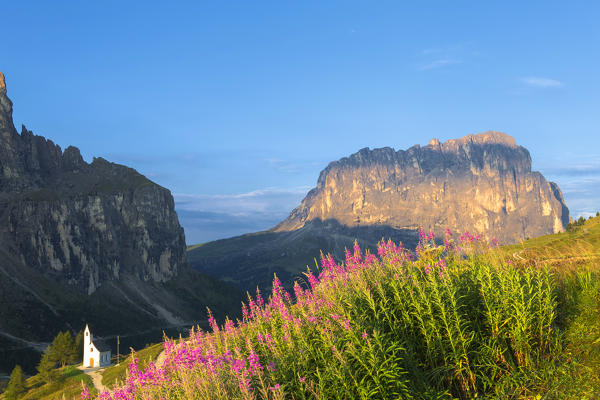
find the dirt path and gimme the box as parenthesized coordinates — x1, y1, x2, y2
(78, 366, 108, 393)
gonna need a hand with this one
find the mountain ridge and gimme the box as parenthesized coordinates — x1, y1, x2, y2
(275, 131, 569, 243)
(0, 72, 243, 374)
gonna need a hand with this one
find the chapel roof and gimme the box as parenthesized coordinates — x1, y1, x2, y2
(93, 339, 112, 352)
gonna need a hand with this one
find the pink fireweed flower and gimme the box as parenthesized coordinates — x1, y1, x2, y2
(364, 252, 377, 266)
(460, 230, 474, 243)
(436, 259, 447, 271)
(444, 238, 452, 250)
(248, 298, 258, 319)
(208, 310, 219, 333)
(81, 384, 91, 400)
(362, 330, 369, 339)
(293, 282, 305, 301)
(307, 271, 320, 289)
(256, 289, 265, 309)
(230, 358, 245, 374)
(248, 351, 263, 375)
(224, 318, 235, 333)
(293, 317, 302, 329)
(353, 241, 362, 262)
(284, 290, 292, 303)
(280, 305, 293, 322)
(272, 275, 283, 298)
(424, 264, 432, 274)
(264, 332, 276, 349)
(418, 228, 426, 242)
(377, 239, 402, 258)
(377, 242, 387, 257)
(321, 253, 338, 274)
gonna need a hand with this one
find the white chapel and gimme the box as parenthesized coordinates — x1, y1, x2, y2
(83, 324, 111, 368)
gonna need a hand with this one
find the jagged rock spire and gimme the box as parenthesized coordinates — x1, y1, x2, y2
(0, 72, 15, 133)
(0, 72, 17, 157)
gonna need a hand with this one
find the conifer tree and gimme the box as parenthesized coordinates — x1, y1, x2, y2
(36, 350, 58, 383)
(73, 330, 84, 363)
(4, 365, 26, 400)
(48, 331, 76, 367)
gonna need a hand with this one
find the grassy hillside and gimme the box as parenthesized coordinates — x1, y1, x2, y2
(101, 343, 164, 389)
(501, 214, 600, 267)
(0, 366, 96, 400)
(86, 226, 600, 399)
(0, 342, 171, 399)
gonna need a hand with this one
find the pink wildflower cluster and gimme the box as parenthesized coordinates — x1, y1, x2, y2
(443, 228, 499, 255)
(459, 231, 479, 243)
(84, 228, 499, 400)
(315, 243, 376, 287)
(377, 239, 407, 264)
(418, 228, 436, 245)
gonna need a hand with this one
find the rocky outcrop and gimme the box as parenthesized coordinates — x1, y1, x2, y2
(275, 132, 569, 244)
(0, 72, 185, 294)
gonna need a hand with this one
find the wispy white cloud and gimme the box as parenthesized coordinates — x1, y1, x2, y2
(174, 187, 310, 216)
(174, 187, 311, 243)
(419, 59, 461, 71)
(266, 158, 302, 173)
(538, 155, 600, 177)
(416, 43, 475, 71)
(521, 77, 563, 88)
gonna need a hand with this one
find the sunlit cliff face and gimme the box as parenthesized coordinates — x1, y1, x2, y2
(276, 131, 569, 244)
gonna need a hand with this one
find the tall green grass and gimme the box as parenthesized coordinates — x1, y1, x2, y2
(88, 231, 600, 400)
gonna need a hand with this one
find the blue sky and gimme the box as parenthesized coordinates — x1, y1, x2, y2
(3, 1, 599, 243)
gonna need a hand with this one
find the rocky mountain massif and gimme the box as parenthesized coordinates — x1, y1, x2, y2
(0, 73, 243, 374)
(190, 131, 569, 293)
(276, 132, 569, 243)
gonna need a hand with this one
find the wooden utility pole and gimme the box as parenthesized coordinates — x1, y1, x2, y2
(117, 335, 120, 365)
